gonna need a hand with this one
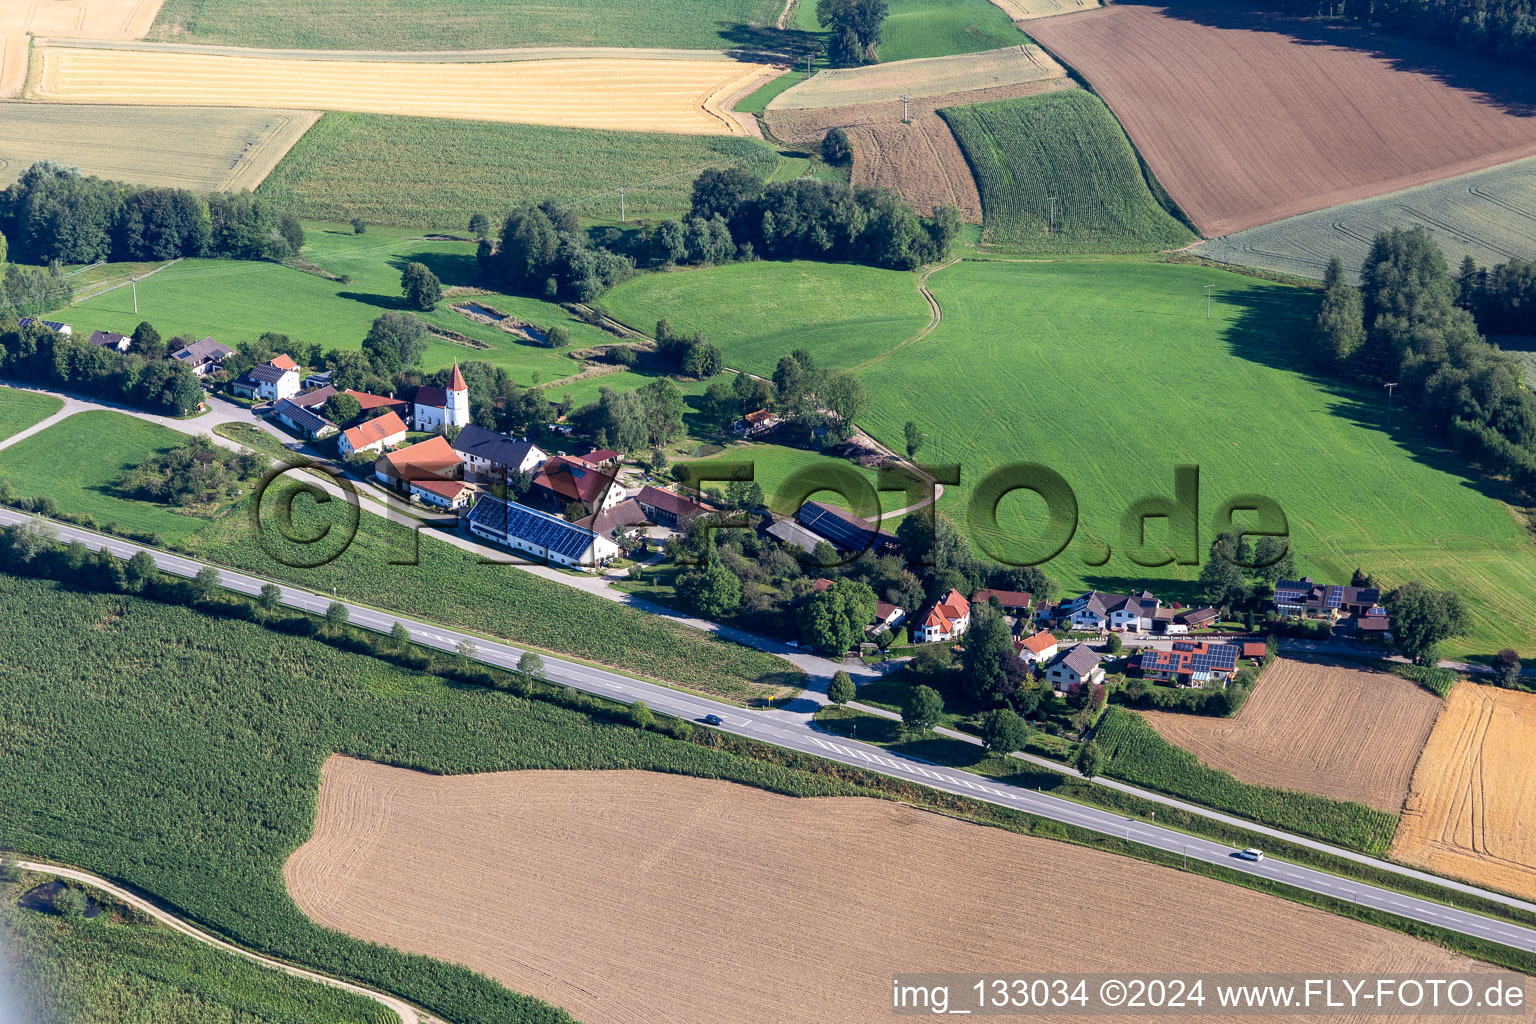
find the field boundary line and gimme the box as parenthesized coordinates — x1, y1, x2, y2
(69, 257, 182, 302)
(5, 856, 441, 1024)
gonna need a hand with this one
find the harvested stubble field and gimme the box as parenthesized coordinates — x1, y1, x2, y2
(289, 756, 1517, 1024)
(985, 0, 1098, 20)
(1028, 1, 1536, 236)
(29, 45, 771, 135)
(257, 112, 778, 227)
(0, 102, 318, 190)
(1193, 155, 1536, 281)
(1142, 658, 1442, 813)
(765, 76, 1074, 219)
(768, 44, 1065, 108)
(0, 0, 163, 96)
(1393, 683, 1536, 901)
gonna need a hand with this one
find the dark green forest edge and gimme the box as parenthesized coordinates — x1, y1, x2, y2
(0, 542, 1532, 1020)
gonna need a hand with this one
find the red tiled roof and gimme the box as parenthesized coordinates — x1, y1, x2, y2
(1020, 631, 1058, 654)
(342, 410, 407, 451)
(377, 435, 461, 481)
(813, 578, 835, 592)
(346, 390, 409, 414)
(269, 354, 298, 370)
(745, 409, 775, 425)
(874, 601, 903, 620)
(410, 476, 471, 500)
(973, 588, 1033, 608)
(448, 363, 467, 390)
(533, 455, 616, 505)
(1242, 641, 1267, 658)
(922, 589, 970, 632)
(579, 449, 620, 466)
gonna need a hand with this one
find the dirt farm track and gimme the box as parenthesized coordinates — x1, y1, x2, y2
(28, 43, 773, 134)
(1029, 0, 1536, 236)
(1142, 658, 1442, 813)
(287, 757, 1524, 1024)
(1393, 683, 1536, 902)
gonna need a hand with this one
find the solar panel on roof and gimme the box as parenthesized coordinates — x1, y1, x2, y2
(468, 495, 594, 560)
(796, 501, 876, 551)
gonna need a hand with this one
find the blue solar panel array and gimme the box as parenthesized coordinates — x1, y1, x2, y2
(1185, 644, 1239, 674)
(467, 494, 594, 560)
(797, 500, 874, 550)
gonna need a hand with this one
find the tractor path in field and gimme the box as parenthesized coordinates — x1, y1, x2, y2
(32, 37, 789, 63)
(848, 256, 955, 374)
(7, 858, 441, 1024)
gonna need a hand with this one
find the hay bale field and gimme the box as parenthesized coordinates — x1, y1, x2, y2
(764, 76, 1074, 219)
(0, 102, 318, 190)
(0, 0, 163, 96)
(1029, 1, 1536, 236)
(28, 45, 770, 135)
(1142, 658, 1442, 813)
(1393, 683, 1536, 901)
(288, 756, 1513, 1024)
(1193, 155, 1536, 281)
(767, 44, 1065, 109)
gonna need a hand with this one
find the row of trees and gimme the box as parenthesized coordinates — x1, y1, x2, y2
(0, 319, 203, 416)
(1256, 0, 1536, 73)
(1312, 228, 1536, 501)
(818, 0, 889, 65)
(690, 167, 961, 271)
(1456, 255, 1536, 336)
(0, 162, 304, 266)
(478, 201, 631, 302)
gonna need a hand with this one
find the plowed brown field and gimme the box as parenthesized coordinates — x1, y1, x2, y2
(765, 78, 1074, 219)
(1143, 658, 1442, 812)
(1029, 1, 1536, 236)
(1393, 683, 1536, 901)
(287, 756, 1523, 1024)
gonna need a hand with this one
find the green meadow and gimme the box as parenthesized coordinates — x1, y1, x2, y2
(149, 0, 781, 50)
(46, 225, 607, 387)
(259, 114, 779, 228)
(793, 0, 1030, 61)
(0, 412, 219, 543)
(0, 386, 62, 442)
(600, 260, 932, 373)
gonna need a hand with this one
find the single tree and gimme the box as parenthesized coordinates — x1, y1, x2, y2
(1104, 632, 1123, 655)
(7, 519, 57, 563)
(821, 126, 853, 165)
(131, 320, 162, 358)
(904, 420, 924, 460)
(351, 218, 367, 234)
(52, 885, 90, 919)
(827, 670, 856, 706)
(400, 262, 442, 311)
(1491, 648, 1521, 689)
(1076, 740, 1106, 779)
(981, 707, 1028, 756)
(518, 650, 545, 680)
(124, 550, 158, 593)
(468, 212, 491, 239)
(326, 601, 349, 630)
(456, 638, 478, 663)
(390, 622, 411, 649)
(1385, 581, 1469, 666)
(190, 566, 221, 602)
(629, 700, 654, 729)
(325, 392, 362, 426)
(259, 583, 283, 611)
(902, 683, 943, 735)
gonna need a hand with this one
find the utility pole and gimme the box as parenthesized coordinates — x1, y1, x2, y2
(619, 187, 626, 224)
(1047, 196, 1058, 234)
(1205, 284, 1214, 318)
(805, 54, 813, 74)
(900, 94, 910, 124)
(131, 275, 138, 315)
(1384, 382, 1398, 427)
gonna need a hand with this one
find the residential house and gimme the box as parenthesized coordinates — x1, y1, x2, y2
(1140, 641, 1241, 687)
(464, 493, 619, 569)
(286, 385, 337, 412)
(272, 398, 336, 439)
(169, 337, 234, 377)
(87, 330, 131, 353)
(450, 424, 546, 484)
(795, 499, 898, 555)
(303, 370, 334, 390)
(345, 389, 411, 422)
(871, 601, 905, 634)
(1059, 590, 1160, 632)
(232, 363, 300, 402)
(409, 476, 475, 511)
(734, 408, 780, 436)
(766, 518, 823, 555)
(971, 589, 1033, 616)
(268, 353, 298, 371)
(634, 485, 714, 529)
(17, 318, 70, 336)
(531, 454, 622, 515)
(917, 589, 971, 643)
(575, 449, 621, 472)
(338, 410, 408, 458)
(1177, 606, 1219, 630)
(374, 435, 463, 491)
(1047, 644, 1104, 692)
(1340, 586, 1384, 616)
(1273, 578, 1379, 619)
(1339, 612, 1392, 642)
(1016, 630, 1060, 666)
(576, 498, 650, 546)
(413, 364, 470, 432)
(1241, 641, 1268, 660)
(1152, 606, 1186, 635)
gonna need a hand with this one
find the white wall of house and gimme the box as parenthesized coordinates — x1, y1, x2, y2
(257, 371, 300, 402)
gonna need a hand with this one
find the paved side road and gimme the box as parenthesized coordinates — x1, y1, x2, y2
(10, 859, 438, 1024)
(5, 508, 1536, 961)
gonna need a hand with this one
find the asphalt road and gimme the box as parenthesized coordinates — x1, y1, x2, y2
(6, 506, 1536, 964)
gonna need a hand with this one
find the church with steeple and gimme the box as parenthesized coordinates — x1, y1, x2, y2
(413, 363, 470, 433)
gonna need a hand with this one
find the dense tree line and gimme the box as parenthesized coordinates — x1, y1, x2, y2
(818, 0, 889, 65)
(0, 162, 304, 266)
(1, 259, 72, 318)
(653, 319, 723, 379)
(1252, 0, 1536, 72)
(1312, 227, 1536, 499)
(0, 319, 202, 416)
(1456, 255, 1536, 336)
(478, 200, 631, 302)
(689, 167, 961, 271)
